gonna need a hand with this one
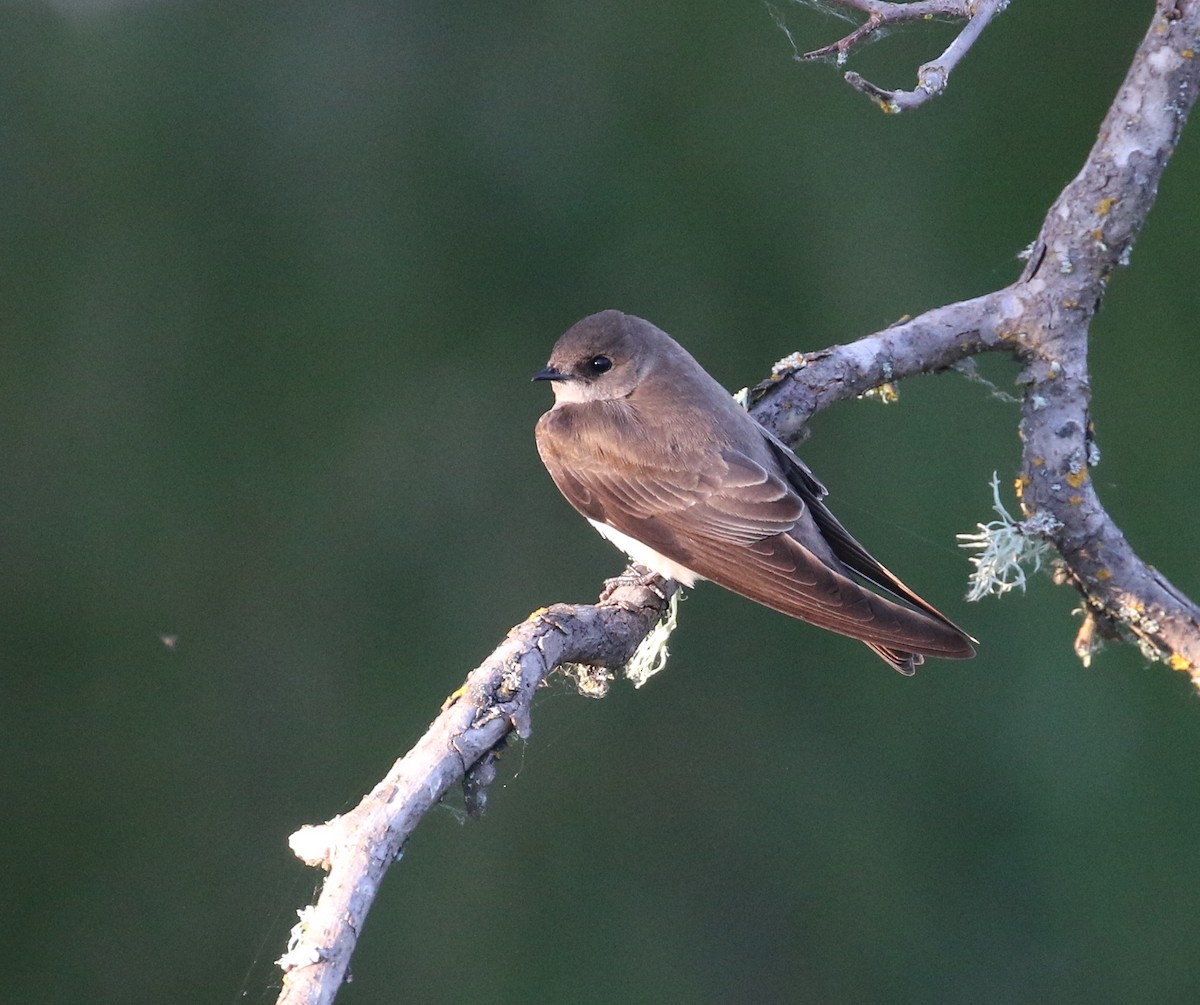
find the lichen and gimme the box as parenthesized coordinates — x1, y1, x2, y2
(623, 590, 679, 688)
(772, 351, 807, 376)
(957, 473, 1056, 601)
(861, 382, 899, 404)
(564, 662, 613, 699)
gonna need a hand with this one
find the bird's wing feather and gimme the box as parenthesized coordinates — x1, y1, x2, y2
(537, 413, 973, 659)
(762, 433, 976, 644)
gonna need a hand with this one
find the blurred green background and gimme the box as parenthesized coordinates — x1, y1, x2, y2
(4, 1, 1199, 1002)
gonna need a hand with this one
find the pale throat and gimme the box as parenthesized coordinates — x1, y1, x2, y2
(550, 381, 590, 405)
(586, 518, 704, 587)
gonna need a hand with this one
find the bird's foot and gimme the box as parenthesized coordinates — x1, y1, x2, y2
(599, 564, 668, 606)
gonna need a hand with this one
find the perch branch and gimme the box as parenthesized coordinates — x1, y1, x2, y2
(795, 0, 1009, 112)
(274, 578, 677, 1005)
(275, 4, 1200, 1003)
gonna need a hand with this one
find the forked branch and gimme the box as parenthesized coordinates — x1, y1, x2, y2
(790, 0, 1009, 111)
(760, 1, 1200, 672)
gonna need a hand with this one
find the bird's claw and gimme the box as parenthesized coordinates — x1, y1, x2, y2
(599, 564, 667, 606)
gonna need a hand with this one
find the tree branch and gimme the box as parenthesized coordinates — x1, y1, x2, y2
(793, 0, 1009, 112)
(274, 578, 677, 1005)
(759, 1, 1200, 675)
(1014, 0, 1200, 671)
(274, 3, 1200, 1002)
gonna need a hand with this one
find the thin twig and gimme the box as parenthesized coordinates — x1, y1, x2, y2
(801, 1, 975, 62)
(795, 0, 1009, 111)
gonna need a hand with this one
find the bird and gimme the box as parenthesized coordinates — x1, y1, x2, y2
(532, 309, 975, 674)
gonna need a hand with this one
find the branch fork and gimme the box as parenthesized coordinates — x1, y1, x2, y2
(796, 0, 1010, 112)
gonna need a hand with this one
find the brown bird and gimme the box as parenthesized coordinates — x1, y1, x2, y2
(533, 310, 975, 673)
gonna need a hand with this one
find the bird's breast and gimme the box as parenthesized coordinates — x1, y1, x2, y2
(587, 518, 704, 587)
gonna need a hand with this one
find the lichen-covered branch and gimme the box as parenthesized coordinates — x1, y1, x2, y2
(759, 1, 1200, 676)
(274, 579, 676, 1005)
(788, 0, 1009, 112)
(1013, 0, 1200, 672)
(747, 290, 1002, 441)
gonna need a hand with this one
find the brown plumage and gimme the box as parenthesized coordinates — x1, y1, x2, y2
(533, 309, 975, 673)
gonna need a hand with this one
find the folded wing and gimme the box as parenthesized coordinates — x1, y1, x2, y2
(537, 410, 974, 671)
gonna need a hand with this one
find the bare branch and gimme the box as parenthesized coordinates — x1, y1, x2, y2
(800, 1, 974, 61)
(748, 291, 1001, 441)
(795, 0, 1009, 112)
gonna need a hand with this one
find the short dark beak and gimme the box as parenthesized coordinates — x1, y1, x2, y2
(532, 365, 570, 382)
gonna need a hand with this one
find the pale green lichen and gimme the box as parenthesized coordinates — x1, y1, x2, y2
(957, 474, 1055, 601)
(565, 662, 613, 699)
(562, 590, 679, 696)
(772, 351, 807, 376)
(276, 906, 322, 971)
(624, 590, 679, 689)
(1136, 635, 1164, 663)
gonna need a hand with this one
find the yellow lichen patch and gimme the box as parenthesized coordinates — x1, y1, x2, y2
(862, 382, 899, 404)
(1066, 469, 1088, 489)
(1091, 229, 1105, 241)
(1014, 474, 1030, 499)
(1062, 298, 1080, 309)
(526, 606, 549, 620)
(1031, 456, 1045, 467)
(1183, 49, 1195, 60)
(1096, 568, 1112, 581)
(1068, 495, 1083, 506)
(1095, 197, 1117, 216)
(1169, 653, 1193, 672)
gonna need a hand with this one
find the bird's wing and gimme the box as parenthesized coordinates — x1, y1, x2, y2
(537, 417, 973, 660)
(761, 431, 976, 645)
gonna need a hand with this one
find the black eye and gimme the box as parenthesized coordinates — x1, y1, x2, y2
(587, 355, 613, 375)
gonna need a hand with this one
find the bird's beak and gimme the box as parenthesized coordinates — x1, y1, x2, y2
(532, 365, 571, 382)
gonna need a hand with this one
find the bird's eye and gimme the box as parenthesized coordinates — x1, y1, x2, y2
(587, 355, 613, 375)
